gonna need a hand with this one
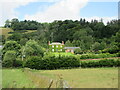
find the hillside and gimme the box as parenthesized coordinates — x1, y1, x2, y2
(0, 28, 13, 39)
(0, 28, 37, 39)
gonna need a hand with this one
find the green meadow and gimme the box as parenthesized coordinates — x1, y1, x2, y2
(2, 67, 118, 88)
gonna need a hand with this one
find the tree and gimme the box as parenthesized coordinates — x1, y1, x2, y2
(65, 40, 73, 47)
(2, 41, 21, 57)
(73, 28, 94, 50)
(91, 42, 101, 51)
(21, 40, 44, 58)
(7, 33, 22, 42)
(2, 50, 16, 67)
(4, 19, 11, 28)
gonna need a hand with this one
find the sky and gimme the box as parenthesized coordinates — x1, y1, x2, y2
(0, 0, 119, 26)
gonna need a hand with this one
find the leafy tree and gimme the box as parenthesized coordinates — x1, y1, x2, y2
(91, 42, 101, 51)
(4, 19, 11, 28)
(65, 40, 73, 47)
(7, 33, 22, 42)
(21, 40, 44, 58)
(2, 41, 21, 57)
(2, 50, 16, 67)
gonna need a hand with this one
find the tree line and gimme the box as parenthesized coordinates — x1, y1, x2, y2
(3, 18, 120, 54)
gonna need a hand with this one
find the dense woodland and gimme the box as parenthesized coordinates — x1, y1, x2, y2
(3, 18, 120, 53)
(0, 18, 120, 68)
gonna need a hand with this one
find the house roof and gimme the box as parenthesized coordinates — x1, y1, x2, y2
(64, 47, 80, 50)
(50, 42, 62, 45)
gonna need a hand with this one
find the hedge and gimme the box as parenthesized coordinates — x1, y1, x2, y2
(80, 58, 120, 68)
(25, 55, 80, 70)
(79, 53, 117, 59)
(25, 56, 43, 70)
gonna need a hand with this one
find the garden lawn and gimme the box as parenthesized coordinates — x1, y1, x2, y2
(32, 67, 118, 88)
(2, 69, 35, 88)
(50, 52, 74, 56)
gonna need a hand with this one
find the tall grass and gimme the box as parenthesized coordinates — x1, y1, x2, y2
(23, 68, 70, 88)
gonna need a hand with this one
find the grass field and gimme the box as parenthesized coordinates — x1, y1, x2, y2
(0, 28, 37, 39)
(2, 69, 35, 88)
(2, 68, 118, 88)
(0, 28, 13, 39)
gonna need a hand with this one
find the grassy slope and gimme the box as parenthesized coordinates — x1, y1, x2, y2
(0, 28, 37, 39)
(33, 68, 118, 88)
(2, 69, 35, 88)
(0, 28, 13, 39)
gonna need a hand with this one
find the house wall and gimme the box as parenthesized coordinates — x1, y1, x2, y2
(49, 44, 64, 52)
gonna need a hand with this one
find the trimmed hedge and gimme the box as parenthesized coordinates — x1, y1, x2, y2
(25, 56, 43, 70)
(13, 59, 23, 67)
(79, 53, 117, 59)
(81, 58, 120, 68)
(25, 55, 80, 70)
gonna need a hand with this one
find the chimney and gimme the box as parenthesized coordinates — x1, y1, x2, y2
(62, 41, 64, 45)
(48, 41, 50, 45)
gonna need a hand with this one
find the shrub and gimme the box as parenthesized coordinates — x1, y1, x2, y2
(81, 58, 120, 68)
(2, 50, 16, 67)
(79, 53, 117, 59)
(74, 48, 83, 54)
(25, 56, 43, 70)
(25, 55, 80, 70)
(13, 58, 23, 67)
(42, 55, 80, 70)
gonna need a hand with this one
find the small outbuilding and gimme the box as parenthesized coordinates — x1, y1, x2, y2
(64, 47, 80, 54)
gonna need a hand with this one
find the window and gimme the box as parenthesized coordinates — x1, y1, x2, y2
(52, 45, 54, 48)
(56, 45, 58, 48)
(52, 49, 54, 52)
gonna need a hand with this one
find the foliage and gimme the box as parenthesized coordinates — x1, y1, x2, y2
(9, 18, 41, 30)
(81, 58, 120, 68)
(2, 41, 21, 56)
(65, 40, 73, 47)
(21, 40, 44, 58)
(3, 19, 120, 53)
(25, 56, 43, 70)
(13, 58, 23, 67)
(2, 50, 16, 67)
(74, 48, 83, 54)
(91, 42, 106, 51)
(25, 55, 80, 70)
(79, 53, 117, 59)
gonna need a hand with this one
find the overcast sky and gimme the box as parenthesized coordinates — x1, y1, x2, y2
(0, 0, 119, 26)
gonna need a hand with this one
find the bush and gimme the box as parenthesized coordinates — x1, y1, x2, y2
(102, 45, 119, 54)
(13, 58, 23, 67)
(74, 48, 83, 54)
(2, 50, 16, 67)
(79, 53, 117, 59)
(25, 55, 80, 70)
(81, 58, 120, 68)
(25, 56, 43, 70)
